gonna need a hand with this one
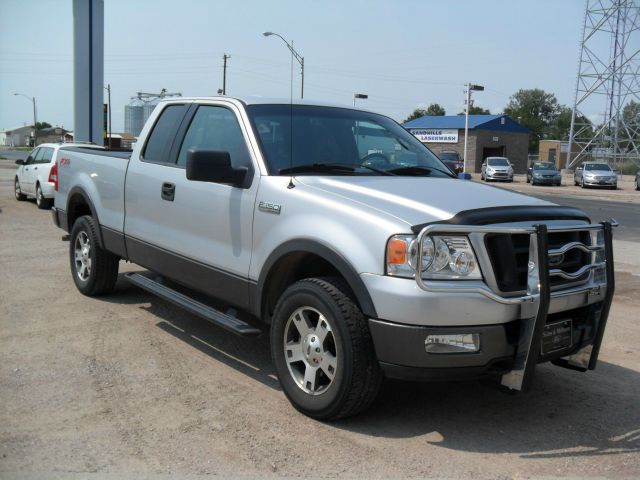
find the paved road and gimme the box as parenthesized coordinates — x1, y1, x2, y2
(0, 149, 29, 161)
(534, 194, 640, 242)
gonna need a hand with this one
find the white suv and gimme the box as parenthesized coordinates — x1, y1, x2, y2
(14, 143, 102, 209)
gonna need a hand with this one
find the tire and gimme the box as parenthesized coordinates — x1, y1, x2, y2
(526, 176, 530, 184)
(580, 178, 585, 189)
(69, 215, 119, 296)
(270, 277, 382, 420)
(14, 177, 26, 201)
(635, 179, 639, 191)
(36, 183, 52, 210)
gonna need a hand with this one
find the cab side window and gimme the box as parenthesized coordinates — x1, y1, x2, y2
(176, 106, 251, 169)
(142, 104, 189, 165)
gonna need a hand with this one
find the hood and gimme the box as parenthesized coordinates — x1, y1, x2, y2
(533, 169, 560, 175)
(297, 176, 554, 228)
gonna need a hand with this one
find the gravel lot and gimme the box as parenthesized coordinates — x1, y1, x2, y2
(1, 159, 639, 479)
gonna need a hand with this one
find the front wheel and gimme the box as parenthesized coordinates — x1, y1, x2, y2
(69, 215, 119, 296)
(14, 177, 26, 201)
(635, 179, 639, 191)
(271, 277, 382, 420)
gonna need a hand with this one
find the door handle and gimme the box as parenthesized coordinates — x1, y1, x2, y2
(161, 182, 175, 201)
(34, 167, 38, 170)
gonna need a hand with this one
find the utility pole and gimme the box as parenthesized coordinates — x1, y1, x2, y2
(462, 83, 484, 174)
(222, 54, 230, 95)
(14, 93, 37, 146)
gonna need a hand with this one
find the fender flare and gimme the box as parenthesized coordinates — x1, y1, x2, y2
(256, 239, 378, 319)
(66, 186, 104, 248)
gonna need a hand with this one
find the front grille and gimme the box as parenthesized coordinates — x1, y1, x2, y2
(485, 231, 592, 293)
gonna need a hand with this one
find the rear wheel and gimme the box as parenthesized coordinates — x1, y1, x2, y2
(14, 177, 26, 201)
(635, 178, 639, 191)
(271, 277, 382, 420)
(69, 215, 119, 296)
(36, 183, 52, 209)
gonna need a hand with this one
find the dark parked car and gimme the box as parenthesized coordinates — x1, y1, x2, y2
(527, 161, 562, 186)
(438, 150, 463, 174)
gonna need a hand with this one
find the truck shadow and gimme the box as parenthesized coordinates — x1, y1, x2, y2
(104, 273, 280, 392)
(105, 273, 640, 459)
(335, 362, 640, 459)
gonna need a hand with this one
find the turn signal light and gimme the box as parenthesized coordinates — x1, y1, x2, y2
(386, 238, 407, 265)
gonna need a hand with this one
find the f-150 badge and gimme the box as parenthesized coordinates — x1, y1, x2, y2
(258, 201, 281, 215)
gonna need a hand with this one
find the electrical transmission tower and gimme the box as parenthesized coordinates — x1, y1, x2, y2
(566, 0, 640, 170)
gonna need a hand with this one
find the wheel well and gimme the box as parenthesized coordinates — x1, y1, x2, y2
(67, 193, 93, 231)
(261, 252, 352, 323)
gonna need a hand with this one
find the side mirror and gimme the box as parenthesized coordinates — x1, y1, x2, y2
(186, 149, 248, 188)
(15, 159, 25, 165)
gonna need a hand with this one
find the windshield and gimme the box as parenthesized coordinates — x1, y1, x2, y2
(533, 162, 556, 170)
(438, 152, 461, 161)
(487, 158, 509, 166)
(246, 104, 453, 177)
(585, 163, 611, 171)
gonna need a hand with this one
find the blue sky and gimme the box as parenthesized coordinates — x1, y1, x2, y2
(1, 0, 591, 132)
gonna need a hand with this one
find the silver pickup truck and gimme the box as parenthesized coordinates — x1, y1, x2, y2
(52, 97, 615, 420)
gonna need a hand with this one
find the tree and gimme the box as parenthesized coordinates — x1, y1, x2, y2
(403, 103, 446, 123)
(547, 106, 593, 142)
(425, 103, 446, 116)
(403, 108, 428, 123)
(35, 121, 51, 130)
(503, 89, 561, 152)
(457, 105, 491, 115)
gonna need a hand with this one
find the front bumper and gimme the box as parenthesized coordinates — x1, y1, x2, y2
(368, 221, 615, 391)
(532, 175, 561, 184)
(582, 176, 617, 187)
(486, 171, 513, 181)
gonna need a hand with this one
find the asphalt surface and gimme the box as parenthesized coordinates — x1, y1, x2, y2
(533, 194, 640, 242)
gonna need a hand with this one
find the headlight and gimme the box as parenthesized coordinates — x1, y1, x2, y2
(486, 167, 494, 173)
(533, 172, 542, 177)
(386, 235, 482, 279)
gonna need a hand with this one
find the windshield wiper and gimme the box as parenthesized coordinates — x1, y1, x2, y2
(279, 163, 356, 175)
(387, 166, 432, 176)
(389, 165, 456, 177)
(279, 162, 396, 176)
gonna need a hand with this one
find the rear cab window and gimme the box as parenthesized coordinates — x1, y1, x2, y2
(141, 104, 189, 165)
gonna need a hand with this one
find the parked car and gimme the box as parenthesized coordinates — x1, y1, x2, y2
(438, 150, 463, 174)
(573, 162, 617, 189)
(480, 156, 514, 182)
(52, 97, 616, 420)
(14, 143, 103, 209)
(441, 160, 459, 175)
(527, 161, 561, 186)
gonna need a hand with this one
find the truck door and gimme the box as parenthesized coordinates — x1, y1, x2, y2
(124, 102, 259, 309)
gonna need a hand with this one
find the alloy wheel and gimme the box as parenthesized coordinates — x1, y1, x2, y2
(283, 306, 337, 395)
(74, 231, 92, 281)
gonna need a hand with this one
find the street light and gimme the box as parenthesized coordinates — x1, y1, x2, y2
(263, 31, 304, 99)
(353, 93, 368, 107)
(463, 83, 484, 174)
(14, 93, 37, 146)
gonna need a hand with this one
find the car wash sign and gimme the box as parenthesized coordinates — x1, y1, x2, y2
(409, 128, 458, 143)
